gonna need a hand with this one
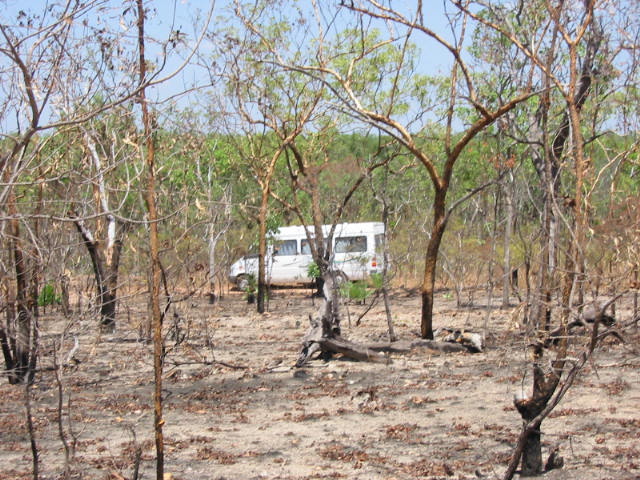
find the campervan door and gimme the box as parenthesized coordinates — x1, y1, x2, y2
(330, 222, 385, 281)
(268, 225, 311, 284)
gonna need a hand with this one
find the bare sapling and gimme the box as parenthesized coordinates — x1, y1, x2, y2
(24, 381, 39, 480)
(52, 336, 79, 479)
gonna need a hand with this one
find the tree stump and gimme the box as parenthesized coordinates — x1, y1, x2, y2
(296, 273, 387, 366)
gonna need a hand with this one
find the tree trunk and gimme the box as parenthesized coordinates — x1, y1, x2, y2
(257, 190, 269, 314)
(206, 187, 231, 304)
(520, 420, 543, 475)
(2, 188, 39, 385)
(421, 190, 448, 340)
(72, 217, 123, 332)
(634, 265, 638, 323)
(511, 342, 566, 477)
(137, 2, 164, 478)
(296, 273, 387, 366)
(7, 264, 38, 386)
(377, 170, 396, 342)
(104, 237, 124, 328)
(502, 171, 514, 307)
(60, 273, 71, 317)
(207, 234, 219, 304)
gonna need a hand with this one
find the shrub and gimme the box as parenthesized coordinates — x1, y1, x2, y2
(38, 283, 61, 307)
(307, 261, 321, 280)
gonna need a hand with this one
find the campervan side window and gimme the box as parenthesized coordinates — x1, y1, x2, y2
(335, 236, 367, 253)
(274, 239, 297, 256)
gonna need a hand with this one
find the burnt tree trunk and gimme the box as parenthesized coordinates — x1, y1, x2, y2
(517, 406, 544, 475)
(72, 215, 126, 332)
(508, 341, 566, 477)
(1, 195, 39, 384)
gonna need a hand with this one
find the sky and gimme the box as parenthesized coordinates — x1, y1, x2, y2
(0, 1, 216, 131)
(0, 0, 457, 132)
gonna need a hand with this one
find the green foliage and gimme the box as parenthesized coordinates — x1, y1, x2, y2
(340, 280, 370, 302)
(369, 272, 384, 290)
(266, 213, 284, 238)
(245, 274, 257, 292)
(307, 261, 321, 280)
(327, 27, 422, 117)
(38, 283, 61, 307)
(340, 274, 384, 302)
(244, 274, 258, 303)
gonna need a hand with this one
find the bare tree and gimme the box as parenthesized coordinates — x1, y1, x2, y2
(133, 2, 216, 478)
(64, 111, 138, 331)
(0, 3, 94, 383)
(135, 3, 165, 478)
(0, 0, 210, 381)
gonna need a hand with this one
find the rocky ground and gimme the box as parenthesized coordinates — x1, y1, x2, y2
(1, 288, 638, 480)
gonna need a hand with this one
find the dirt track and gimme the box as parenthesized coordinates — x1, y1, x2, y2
(1, 289, 638, 480)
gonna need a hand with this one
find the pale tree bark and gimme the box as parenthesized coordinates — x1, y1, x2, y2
(69, 131, 130, 331)
(71, 215, 126, 332)
(206, 185, 232, 304)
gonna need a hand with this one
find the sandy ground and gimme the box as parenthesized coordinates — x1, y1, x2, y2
(1, 288, 639, 480)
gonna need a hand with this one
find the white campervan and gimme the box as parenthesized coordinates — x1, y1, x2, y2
(228, 222, 386, 289)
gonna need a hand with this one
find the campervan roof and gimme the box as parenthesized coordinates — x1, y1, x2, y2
(274, 222, 383, 239)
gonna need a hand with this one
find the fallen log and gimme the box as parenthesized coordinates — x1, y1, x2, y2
(295, 273, 483, 367)
(546, 302, 623, 347)
(319, 336, 390, 364)
(367, 338, 476, 354)
(296, 313, 389, 365)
